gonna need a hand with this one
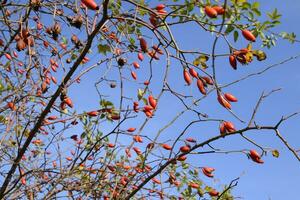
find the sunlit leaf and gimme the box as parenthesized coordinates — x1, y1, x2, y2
(253, 50, 267, 61)
(272, 149, 280, 158)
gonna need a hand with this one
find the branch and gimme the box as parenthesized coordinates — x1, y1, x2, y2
(124, 125, 276, 199)
(275, 129, 300, 162)
(217, 177, 240, 200)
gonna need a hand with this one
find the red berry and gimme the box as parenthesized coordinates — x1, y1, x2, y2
(81, 0, 99, 10)
(204, 6, 218, 18)
(224, 93, 238, 102)
(183, 69, 192, 85)
(242, 29, 256, 42)
(229, 55, 237, 70)
(189, 68, 198, 78)
(162, 143, 172, 150)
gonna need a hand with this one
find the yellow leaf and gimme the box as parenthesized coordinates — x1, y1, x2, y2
(253, 50, 267, 61)
(247, 43, 252, 51)
(193, 55, 209, 69)
(193, 58, 201, 67)
(245, 52, 253, 63)
(272, 149, 280, 158)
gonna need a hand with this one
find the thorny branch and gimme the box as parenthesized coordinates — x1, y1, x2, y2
(0, 0, 299, 199)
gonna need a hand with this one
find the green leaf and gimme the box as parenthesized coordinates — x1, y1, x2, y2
(280, 32, 297, 44)
(267, 8, 282, 20)
(71, 53, 78, 60)
(100, 99, 114, 108)
(129, 37, 135, 45)
(97, 44, 111, 55)
(62, 36, 68, 45)
(248, 11, 254, 19)
(235, 0, 247, 4)
(80, 132, 86, 139)
(252, 8, 261, 16)
(187, 2, 194, 12)
(0, 80, 4, 93)
(182, 163, 189, 169)
(225, 25, 235, 35)
(0, 115, 5, 123)
(252, 2, 260, 9)
(233, 30, 239, 42)
(242, 2, 251, 9)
